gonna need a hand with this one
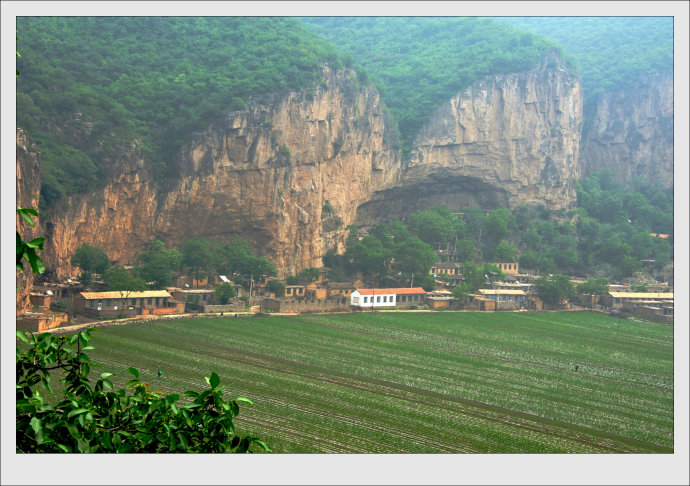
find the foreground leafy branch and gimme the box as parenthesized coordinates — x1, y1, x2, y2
(16, 329, 270, 453)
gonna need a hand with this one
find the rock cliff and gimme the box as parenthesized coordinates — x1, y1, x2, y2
(579, 72, 673, 188)
(16, 128, 42, 313)
(39, 67, 402, 278)
(37, 61, 673, 280)
(356, 59, 583, 224)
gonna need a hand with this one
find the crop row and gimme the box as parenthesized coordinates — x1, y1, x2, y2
(76, 311, 673, 452)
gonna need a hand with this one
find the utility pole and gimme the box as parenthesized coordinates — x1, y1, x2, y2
(410, 273, 414, 288)
(371, 288, 375, 313)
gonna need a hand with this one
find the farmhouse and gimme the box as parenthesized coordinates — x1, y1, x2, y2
(474, 289, 526, 310)
(284, 285, 306, 298)
(350, 288, 427, 308)
(75, 290, 180, 318)
(430, 262, 462, 277)
(603, 291, 674, 311)
(488, 262, 520, 275)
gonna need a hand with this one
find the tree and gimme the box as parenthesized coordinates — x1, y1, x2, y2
(71, 243, 110, 289)
(576, 277, 609, 296)
(16, 330, 270, 453)
(417, 273, 437, 292)
(214, 281, 237, 303)
(137, 240, 181, 289)
(345, 236, 390, 276)
(452, 282, 471, 303)
(454, 238, 475, 262)
(493, 240, 517, 262)
(182, 237, 214, 287)
(407, 208, 456, 249)
(71, 243, 110, 276)
(534, 274, 575, 306)
(103, 266, 147, 310)
(326, 267, 347, 282)
(296, 267, 320, 284)
(392, 236, 436, 277)
(266, 280, 285, 297)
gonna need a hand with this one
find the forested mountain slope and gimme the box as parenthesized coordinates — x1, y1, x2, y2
(298, 17, 572, 152)
(496, 17, 673, 104)
(496, 17, 674, 188)
(16, 17, 343, 208)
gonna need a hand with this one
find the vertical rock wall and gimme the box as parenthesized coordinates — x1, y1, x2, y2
(16, 128, 42, 313)
(579, 72, 673, 188)
(356, 60, 583, 224)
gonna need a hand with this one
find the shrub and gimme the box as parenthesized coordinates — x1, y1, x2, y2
(16, 330, 270, 453)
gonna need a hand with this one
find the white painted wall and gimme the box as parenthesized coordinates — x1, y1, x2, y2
(350, 290, 397, 307)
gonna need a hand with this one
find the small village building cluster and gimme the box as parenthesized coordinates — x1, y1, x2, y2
(17, 243, 675, 330)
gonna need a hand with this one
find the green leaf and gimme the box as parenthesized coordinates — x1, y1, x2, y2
(252, 439, 272, 452)
(235, 396, 254, 406)
(16, 330, 30, 344)
(30, 416, 42, 436)
(209, 372, 220, 389)
(183, 390, 199, 398)
(68, 408, 89, 418)
(128, 367, 139, 379)
(26, 237, 45, 249)
(165, 394, 180, 404)
(56, 443, 71, 453)
(101, 372, 113, 379)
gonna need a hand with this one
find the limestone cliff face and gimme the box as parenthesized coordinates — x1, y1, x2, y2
(579, 72, 673, 188)
(356, 60, 583, 224)
(40, 140, 158, 281)
(40, 67, 402, 278)
(16, 128, 42, 313)
(156, 66, 401, 273)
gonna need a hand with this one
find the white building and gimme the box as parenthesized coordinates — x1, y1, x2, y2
(350, 288, 427, 308)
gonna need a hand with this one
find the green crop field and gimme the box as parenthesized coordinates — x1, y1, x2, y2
(70, 311, 673, 453)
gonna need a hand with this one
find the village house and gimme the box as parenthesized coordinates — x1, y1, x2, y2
(284, 285, 306, 299)
(474, 289, 527, 310)
(425, 290, 454, 309)
(350, 288, 427, 309)
(169, 288, 215, 311)
(488, 262, 520, 276)
(602, 291, 674, 311)
(326, 282, 355, 299)
(74, 290, 181, 318)
(430, 262, 462, 277)
(305, 282, 328, 300)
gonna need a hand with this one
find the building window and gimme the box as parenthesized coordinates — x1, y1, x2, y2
(363, 297, 368, 303)
(377, 296, 381, 303)
(105, 299, 111, 306)
(148, 298, 153, 305)
(89, 300, 94, 307)
(353, 297, 360, 304)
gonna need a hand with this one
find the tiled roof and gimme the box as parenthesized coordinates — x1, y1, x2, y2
(80, 290, 171, 299)
(476, 289, 526, 295)
(354, 288, 427, 296)
(609, 292, 673, 299)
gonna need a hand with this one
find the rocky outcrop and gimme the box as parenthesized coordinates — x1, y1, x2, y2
(40, 67, 402, 278)
(16, 128, 42, 313)
(356, 58, 583, 224)
(579, 72, 673, 188)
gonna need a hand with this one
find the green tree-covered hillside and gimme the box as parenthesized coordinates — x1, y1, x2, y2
(16, 17, 341, 208)
(496, 17, 673, 113)
(299, 17, 572, 152)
